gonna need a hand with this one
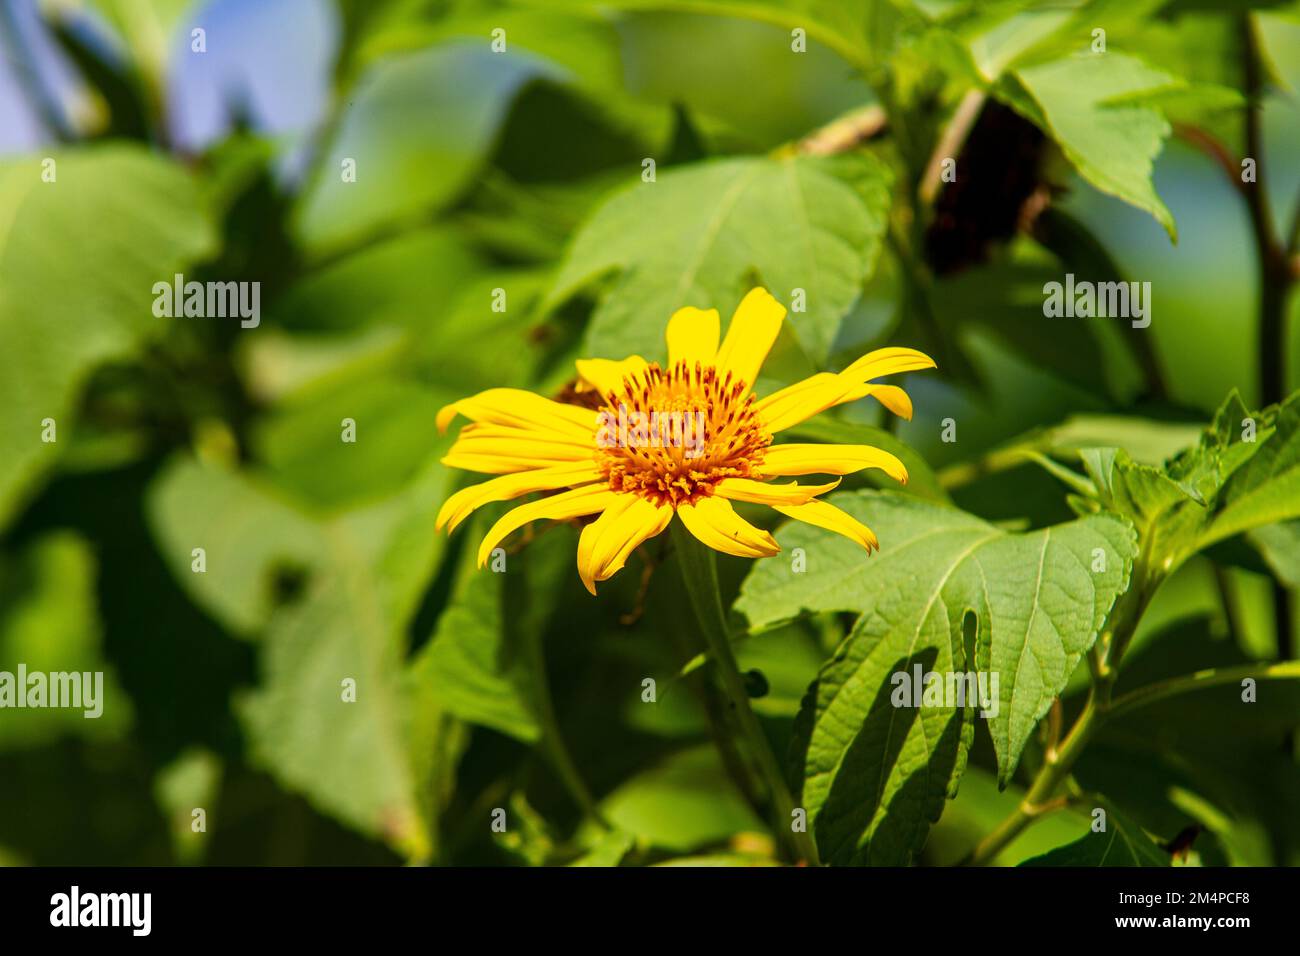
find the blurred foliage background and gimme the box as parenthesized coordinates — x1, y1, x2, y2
(2, 0, 1300, 866)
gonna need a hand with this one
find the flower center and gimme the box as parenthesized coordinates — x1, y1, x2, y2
(594, 361, 770, 507)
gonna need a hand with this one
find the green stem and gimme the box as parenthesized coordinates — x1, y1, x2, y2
(519, 607, 610, 831)
(670, 523, 820, 865)
(937, 445, 1037, 490)
(1108, 660, 1300, 720)
(1240, 13, 1298, 684)
(962, 688, 1104, 866)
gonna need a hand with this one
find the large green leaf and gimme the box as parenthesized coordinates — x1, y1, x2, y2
(1003, 53, 1178, 238)
(0, 146, 213, 529)
(736, 490, 1135, 863)
(150, 453, 454, 858)
(294, 42, 561, 254)
(545, 153, 892, 363)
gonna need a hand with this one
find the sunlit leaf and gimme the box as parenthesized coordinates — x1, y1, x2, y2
(0, 146, 213, 529)
(545, 153, 892, 363)
(738, 490, 1135, 862)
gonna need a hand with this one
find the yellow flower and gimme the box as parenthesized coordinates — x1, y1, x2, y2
(436, 287, 934, 594)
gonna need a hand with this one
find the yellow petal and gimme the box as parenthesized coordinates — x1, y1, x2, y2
(840, 346, 936, 381)
(756, 374, 847, 432)
(675, 496, 779, 559)
(437, 388, 600, 438)
(760, 443, 908, 484)
(857, 384, 912, 420)
(459, 422, 595, 447)
(476, 484, 616, 565)
(715, 288, 786, 391)
(665, 307, 720, 368)
(441, 453, 579, 475)
(575, 356, 648, 397)
(437, 463, 603, 533)
(447, 433, 594, 463)
(773, 498, 878, 551)
(444, 421, 597, 474)
(576, 496, 672, 594)
(714, 477, 840, 506)
(757, 375, 919, 433)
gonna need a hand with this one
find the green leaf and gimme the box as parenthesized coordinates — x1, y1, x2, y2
(598, 744, 764, 852)
(411, 520, 541, 744)
(545, 153, 892, 363)
(294, 42, 562, 254)
(736, 490, 1135, 863)
(1041, 414, 1204, 466)
(1079, 447, 1208, 572)
(544, 0, 880, 71)
(416, 512, 590, 752)
(1021, 804, 1170, 866)
(154, 749, 221, 865)
(0, 532, 131, 749)
(244, 230, 545, 411)
(147, 461, 325, 639)
(269, 227, 487, 336)
(1004, 53, 1178, 238)
(1070, 390, 1300, 572)
(930, 259, 1111, 396)
(1203, 392, 1300, 547)
(150, 453, 453, 858)
(251, 376, 452, 511)
(1248, 520, 1300, 589)
(0, 146, 213, 529)
(569, 828, 636, 867)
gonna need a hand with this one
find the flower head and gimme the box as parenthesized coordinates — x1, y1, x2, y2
(436, 288, 934, 593)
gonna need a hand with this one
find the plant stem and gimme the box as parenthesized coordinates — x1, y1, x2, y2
(1240, 13, 1299, 720)
(918, 89, 985, 205)
(1241, 14, 1290, 408)
(962, 688, 1104, 865)
(516, 588, 609, 831)
(670, 523, 821, 865)
(1108, 660, 1300, 720)
(936, 445, 1037, 490)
